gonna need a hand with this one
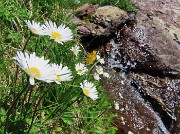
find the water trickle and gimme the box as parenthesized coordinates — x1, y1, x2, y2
(104, 21, 180, 133)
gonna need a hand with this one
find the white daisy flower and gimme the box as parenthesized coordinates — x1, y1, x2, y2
(103, 72, 110, 78)
(51, 63, 72, 84)
(13, 51, 56, 85)
(114, 101, 120, 110)
(75, 63, 88, 76)
(70, 45, 80, 56)
(99, 58, 105, 64)
(96, 54, 105, 64)
(80, 80, 98, 100)
(96, 66, 103, 74)
(94, 73, 100, 81)
(42, 20, 73, 44)
(96, 55, 101, 60)
(25, 20, 45, 35)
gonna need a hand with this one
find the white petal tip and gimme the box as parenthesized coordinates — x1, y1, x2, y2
(29, 77, 35, 85)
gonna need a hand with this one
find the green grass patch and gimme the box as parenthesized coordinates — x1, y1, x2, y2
(0, 0, 137, 133)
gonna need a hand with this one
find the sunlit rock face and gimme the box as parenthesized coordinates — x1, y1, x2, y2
(74, 4, 130, 51)
(75, 5, 129, 36)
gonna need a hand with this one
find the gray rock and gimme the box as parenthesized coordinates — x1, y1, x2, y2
(75, 5, 129, 36)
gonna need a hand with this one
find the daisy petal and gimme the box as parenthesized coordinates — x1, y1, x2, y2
(29, 77, 35, 85)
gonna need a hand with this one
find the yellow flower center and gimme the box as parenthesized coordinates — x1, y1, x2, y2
(27, 67, 41, 78)
(73, 49, 77, 54)
(97, 69, 101, 73)
(51, 32, 61, 39)
(31, 27, 37, 34)
(83, 88, 90, 96)
(56, 75, 61, 81)
(78, 69, 83, 74)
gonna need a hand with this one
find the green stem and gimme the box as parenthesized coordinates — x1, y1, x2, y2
(22, 34, 32, 52)
(20, 85, 33, 116)
(43, 89, 80, 124)
(44, 41, 54, 58)
(70, 74, 78, 86)
(58, 96, 82, 117)
(84, 109, 109, 130)
(88, 61, 99, 72)
(35, 36, 40, 53)
(27, 84, 54, 134)
(4, 82, 30, 134)
(14, 66, 19, 86)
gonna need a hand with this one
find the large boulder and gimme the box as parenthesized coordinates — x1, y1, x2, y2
(129, 0, 180, 77)
(105, 24, 180, 78)
(75, 5, 129, 36)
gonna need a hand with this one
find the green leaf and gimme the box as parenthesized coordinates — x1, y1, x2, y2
(61, 113, 75, 125)
(7, 33, 22, 41)
(0, 108, 7, 123)
(92, 126, 103, 134)
(54, 126, 62, 132)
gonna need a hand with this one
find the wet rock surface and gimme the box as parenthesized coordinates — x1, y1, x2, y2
(129, 0, 180, 75)
(75, 2, 180, 134)
(101, 70, 170, 134)
(130, 73, 180, 133)
(110, 23, 180, 78)
(103, 33, 180, 133)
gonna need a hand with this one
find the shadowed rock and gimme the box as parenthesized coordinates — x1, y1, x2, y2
(130, 73, 180, 132)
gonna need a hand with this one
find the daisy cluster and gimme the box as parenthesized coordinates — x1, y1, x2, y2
(94, 66, 110, 81)
(83, 50, 110, 81)
(25, 20, 73, 44)
(93, 54, 110, 81)
(13, 51, 72, 85)
(13, 20, 108, 100)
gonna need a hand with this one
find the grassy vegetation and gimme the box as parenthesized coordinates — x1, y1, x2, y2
(0, 0, 137, 133)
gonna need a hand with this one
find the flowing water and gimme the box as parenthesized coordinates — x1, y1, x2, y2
(104, 22, 180, 134)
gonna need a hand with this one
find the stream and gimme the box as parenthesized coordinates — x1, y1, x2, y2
(102, 22, 180, 134)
